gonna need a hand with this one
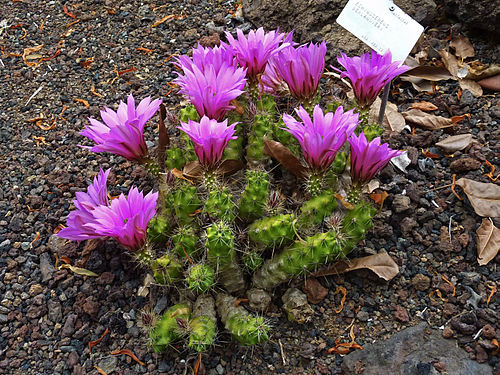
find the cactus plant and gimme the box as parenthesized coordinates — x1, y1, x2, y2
(60, 27, 406, 355)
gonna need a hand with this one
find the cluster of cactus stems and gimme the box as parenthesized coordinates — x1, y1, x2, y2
(143, 92, 378, 352)
(63, 28, 408, 354)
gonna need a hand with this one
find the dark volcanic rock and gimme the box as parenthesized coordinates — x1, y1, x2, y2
(442, 0, 500, 37)
(242, 0, 437, 59)
(342, 323, 492, 375)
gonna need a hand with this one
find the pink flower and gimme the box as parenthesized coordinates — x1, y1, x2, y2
(225, 27, 288, 83)
(174, 60, 246, 121)
(282, 105, 358, 172)
(89, 187, 158, 251)
(274, 41, 327, 103)
(58, 168, 110, 241)
(177, 116, 237, 168)
(333, 50, 410, 109)
(348, 132, 402, 185)
(261, 56, 289, 96)
(81, 94, 161, 160)
(175, 43, 235, 75)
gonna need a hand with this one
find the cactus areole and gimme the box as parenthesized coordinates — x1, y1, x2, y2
(59, 28, 404, 353)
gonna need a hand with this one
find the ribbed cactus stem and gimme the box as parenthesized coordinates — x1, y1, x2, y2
(340, 201, 376, 256)
(248, 214, 296, 248)
(238, 170, 269, 221)
(297, 189, 338, 231)
(205, 222, 245, 293)
(149, 304, 190, 352)
(188, 295, 217, 352)
(187, 264, 215, 294)
(151, 254, 183, 285)
(216, 293, 269, 346)
(204, 187, 236, 223)
(252, 231, 342, 290)
(306, 174, 324, 197)
(347, 187, 361, 205)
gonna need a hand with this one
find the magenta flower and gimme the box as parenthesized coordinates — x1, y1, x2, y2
(89, 187, 158, 251)
(58, 168, 110, 241)
(175, 43, 235, 75)
(81, 94, 162, 161)
(177, 116, 237, 168)
(282, 105, 359, 173)
(174, 61, 246, 121)
(225, 27, 287, 83)
(333, 50, 410, 109)
(274, 41, 327, 103)
(261, 56, 289, 96)
(349, 132, 402, 185)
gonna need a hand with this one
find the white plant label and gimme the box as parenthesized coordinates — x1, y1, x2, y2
(337, 0, 424, 63)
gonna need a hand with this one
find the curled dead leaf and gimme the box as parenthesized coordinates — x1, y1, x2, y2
(438, 50, 459, 78)
(449, 35, 475, 59)
(476, 218, 500, 266)
(455, 178, 500, 217)
(458, 79, 483, 97)
(111, 349, 145, 366)
(410, 101, 438, 111)
(402, 109, 453, 130)
(401, 65, 454, 81)
(263, 139, 309, 179)
(369, 98, 405, 133)
(58, 264, 99, 277)
(88, 328, 109, 354)
(435, 134, 473, 153)
(182, 161, 203, 180)
(477, 74, 500, 91)
(22, 44, 44, 67)
(217, 159, 244, 176)
(313, 252, 399, 281)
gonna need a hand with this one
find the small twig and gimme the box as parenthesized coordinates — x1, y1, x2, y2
(448, 214, 455, 243)
(25, 84, 44, 106)
(278, 339, 286, 366)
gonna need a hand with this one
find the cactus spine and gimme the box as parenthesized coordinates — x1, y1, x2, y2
(238, 170, 269, 221)
(149, 304, 190, 352)
(248, 214, 296, 248)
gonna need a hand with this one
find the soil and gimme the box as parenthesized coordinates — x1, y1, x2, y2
(0, 1, 499, 375)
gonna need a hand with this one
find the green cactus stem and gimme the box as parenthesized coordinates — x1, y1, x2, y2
(331, 151, 347, 175)
(297, 190, 337, 231)
(204, 187, 236, 223)
(242, 252, 264, 272)
(151, 254, 183, 285)
(340, 201, 376, 255)
(205, 221, 245, 293)
(187, 264, 215, 294)
(179, 104, 200, 123)
(165, 147, 186, 170)
(170, 184, 201, 225)
(252, 231, 342, 290)
(247, 114, 273, 163)
(149, 304, 190, 352)
(238, 170, 269, 221)
(248, 214, 295, 248)
(188, 295, 217, 352)
(147, 215, 171, 244)
(216, 293, 269, 346)
(306, 174, 324, 197)
(172, 226, 198, 260)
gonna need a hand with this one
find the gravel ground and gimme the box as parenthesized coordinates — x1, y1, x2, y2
(0, 1, 499, 374)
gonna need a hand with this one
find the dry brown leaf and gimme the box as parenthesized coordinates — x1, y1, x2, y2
(477, 74, 500, 91)
(263, 139, 309, 179)
(435, 134, 473, 153)
(217, 159, 244, 176)
(450, 35, 475, 59)
(455, 178, 500, 217)
(111, 349, 145, 366)
(313, 252, 399, 281)
(477, 218, 500, 266)
(466, 63, 500, 81)
(458, 78, 483, 97)
(369, 99, 405, 133)
(58, 264, 98, 277)
(22, 44, 44, 67)
(438, 50, 459, 78)
(402, 109, 453, 129)
(410, 101, 438, 111)
(182, 161, 203, 179)
(402, 65, 454, 81)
